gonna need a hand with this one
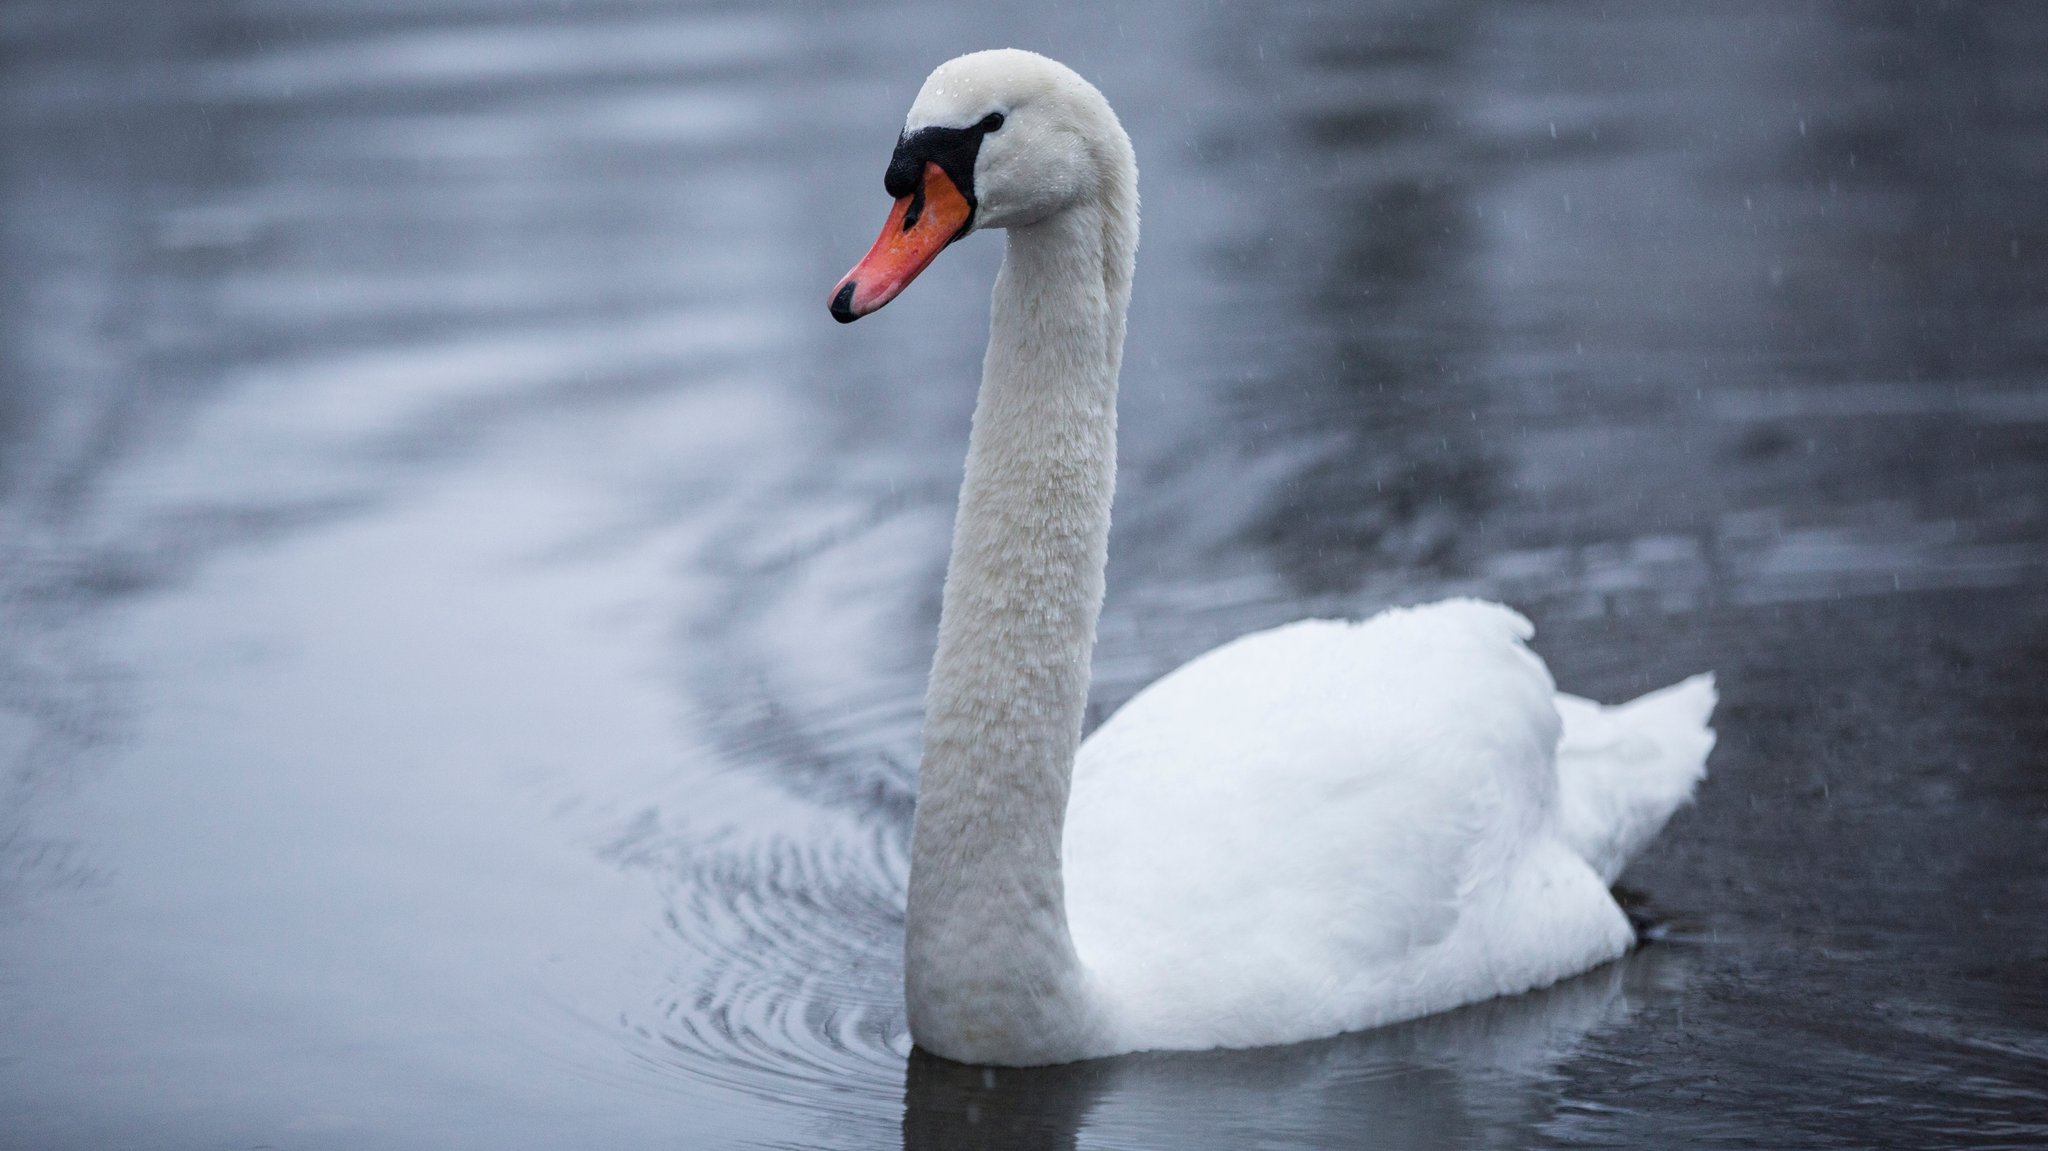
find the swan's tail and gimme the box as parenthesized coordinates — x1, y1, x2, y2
(1553, 673, 1717, 884)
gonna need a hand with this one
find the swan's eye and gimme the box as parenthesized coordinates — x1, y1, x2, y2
(978, 112, 1005, 133)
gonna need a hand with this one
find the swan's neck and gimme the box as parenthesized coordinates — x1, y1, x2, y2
(907, 189, 1135, 1063)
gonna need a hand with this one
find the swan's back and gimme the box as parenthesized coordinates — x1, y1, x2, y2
(1062, 600, 1710, 1054)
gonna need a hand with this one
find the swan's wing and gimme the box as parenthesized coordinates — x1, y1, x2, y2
(1555, 673, 1717, 883)
(1064, 600, 1564, 1043)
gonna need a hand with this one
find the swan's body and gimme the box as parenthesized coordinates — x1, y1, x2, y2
(1066, 606, 1713, 1054)
(831, 50, 1715, 1066)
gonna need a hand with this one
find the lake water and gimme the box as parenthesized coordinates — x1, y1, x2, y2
(2, 2, 2044, 1147)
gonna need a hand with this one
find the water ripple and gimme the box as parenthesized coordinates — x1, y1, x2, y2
(614, 811, 911, 1110)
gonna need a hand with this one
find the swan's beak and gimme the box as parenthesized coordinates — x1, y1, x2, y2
(830, 161, 973, 323)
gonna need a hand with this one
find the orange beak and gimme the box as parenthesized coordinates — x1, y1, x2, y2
(829, 161, 974, 322)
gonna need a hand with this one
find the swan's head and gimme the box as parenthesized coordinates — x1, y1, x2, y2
(830, 49, 1129, 322)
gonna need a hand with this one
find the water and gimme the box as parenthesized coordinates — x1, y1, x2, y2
(2, 1, 2044, 1147)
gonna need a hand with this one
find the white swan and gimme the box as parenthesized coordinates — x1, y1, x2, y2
(829, 49, 1716, 1067)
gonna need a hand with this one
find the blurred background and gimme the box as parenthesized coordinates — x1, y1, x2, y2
(2, 1, 2044, 1147)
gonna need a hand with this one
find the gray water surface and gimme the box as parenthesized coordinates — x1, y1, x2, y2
(3, 2, 2045, 1148)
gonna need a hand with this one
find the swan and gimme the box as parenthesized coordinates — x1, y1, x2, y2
(828, 49, 1716, 1067)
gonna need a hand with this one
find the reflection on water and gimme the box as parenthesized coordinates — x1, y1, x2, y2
(903, 952, 1689, 1151)
(1226, 3, 1506, 593)
(0, 1, 2044, 1148)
